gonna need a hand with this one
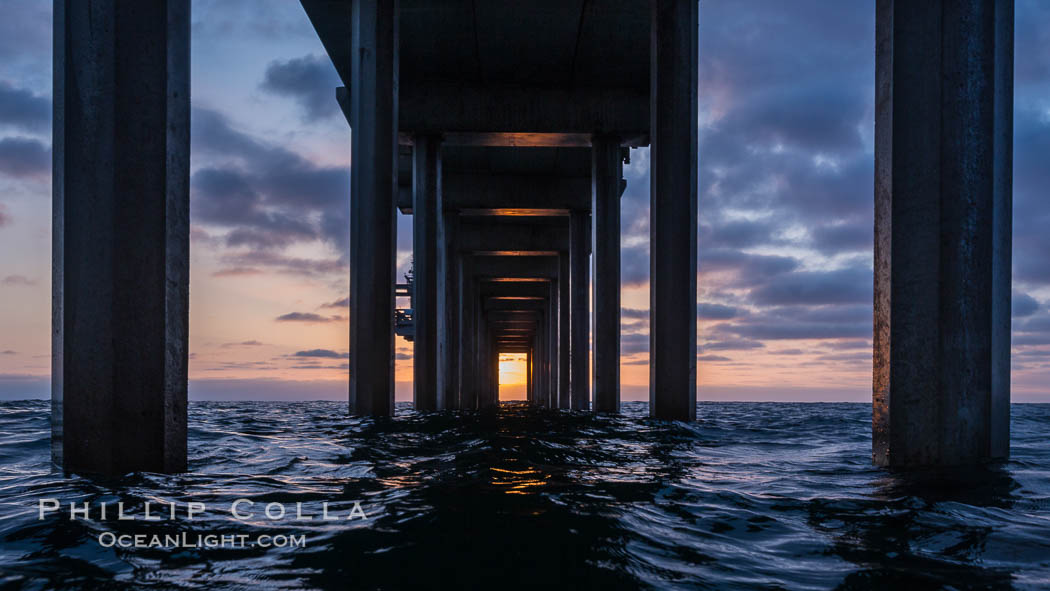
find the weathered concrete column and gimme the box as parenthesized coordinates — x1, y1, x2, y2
(52, 0, 190, 475)
(477, 317, 488, 408)
(484, 320, 496, 407)
(458, 257, 477, 409)
(874, 0, 1013, 466)
(533, 315, 547, 406)
(558, 256, 571, 407)
(649, 0, 698, 421)
(439, 212, 459, 409)
(592, 136, 623, 413)
(490, 334, 499, 407)
(412, 134, 441, 410)
(552, 278, 566, 407)
(569, 211, 591, 410)
(526, 348, 533, 402)
(349, 0, 398, 416)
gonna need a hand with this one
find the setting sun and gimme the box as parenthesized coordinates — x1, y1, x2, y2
(498, 354, 528, 401)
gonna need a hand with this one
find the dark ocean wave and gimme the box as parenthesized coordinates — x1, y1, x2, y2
(1, 401, 1048, 589)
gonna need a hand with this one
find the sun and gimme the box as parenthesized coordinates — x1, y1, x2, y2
(498, 353, 528, 401)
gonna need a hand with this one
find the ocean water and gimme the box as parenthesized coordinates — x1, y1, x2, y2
(1, 400, 1048, 590)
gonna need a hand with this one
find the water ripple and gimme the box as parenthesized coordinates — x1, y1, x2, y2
(0, 400, 1048, 589)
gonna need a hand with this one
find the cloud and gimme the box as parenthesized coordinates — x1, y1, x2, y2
(217, 251, 346, 277)
(321, 296, 350, 309)
(275, 312, 343, 323)
(289, 363, 350, 371)
(0, 203, 10, 227)
(190, 107, 349, 260)
(714, 319, 869, 341)
(191, 0, 320, 44)
(748, 267, 871, 306)
(700, 339, 764, 352)
(708, 303, 871, 342)
(0, 136, 49, 178)
(0, 82, 50, 132)
(1, 350, 15, 355)
(201, 361, 277, 373)
(293, 349, 348, 359)
(260, 54, 341, 121)
(809, 221, 873, 254)
(700, 219, 779, 249)
(192, 166, 319, 249)
(821, 340, 871, 351)
(1016, 0, 1050, 84)
(769, 348, 806, 355)
(698, 354, 732, 362)
(621, 333, 649, 355)
(698, 302, 746, 320)
(0, 3, 49, 64)
(220, 340, 264, 348)
(1, 275, 35, 286)
(212, 267, 265, 278)
(1013, 291, 1041, 318)
(1012, 105, 1050, 288)
(700, 249, 799, 286)
(816, 352, 872, 363)
(683, 0, 878, 362)
(621, 243, 649, 285)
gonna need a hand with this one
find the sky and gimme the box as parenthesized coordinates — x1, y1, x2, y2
(0, 0, 1048, 402)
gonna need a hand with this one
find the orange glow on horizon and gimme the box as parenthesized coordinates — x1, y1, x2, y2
(498, 353, 527, 401)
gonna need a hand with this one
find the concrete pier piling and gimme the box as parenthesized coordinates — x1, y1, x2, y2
(52, 0, 190, 474)
(412, 134, 442, 411)
(591, 136, 624, 413)
(348, 0, 398, 416)
(438, 209, 460, 410)
(649, 0, 699, 421)
(569, 211, 591, 410)
(873, 0, 1013, 466)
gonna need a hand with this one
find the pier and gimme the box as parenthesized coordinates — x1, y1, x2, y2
(50, 0, 1013, 474)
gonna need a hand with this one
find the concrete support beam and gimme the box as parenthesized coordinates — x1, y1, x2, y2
(435, 133, 604, 148)
(337, 83, 648, 137)
(348, 0, 398, 416)
(412, 134, 441, 410)
(873, 0, 1013, 466)
(445, 174, 590, 212)
(569, 211, 591, 410)
(469, 255, 559, 281)
(397, 173, 590, 214)
(455, 217, 569, 254)
(52, 0, 190, 475)
(591, 136, 623, 413)
(649, 0, 698, 421)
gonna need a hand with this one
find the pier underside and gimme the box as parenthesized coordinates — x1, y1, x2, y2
(303, 0, 698, 419)
(48, 0, 1014, 474)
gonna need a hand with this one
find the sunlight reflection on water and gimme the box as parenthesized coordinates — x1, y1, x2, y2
(1, 400, 1048, 589)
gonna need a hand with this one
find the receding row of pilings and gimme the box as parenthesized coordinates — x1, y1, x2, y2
(398, 148, 623, 413)
(338, 0, 699, 421)
(50, 0, 1012, 476)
